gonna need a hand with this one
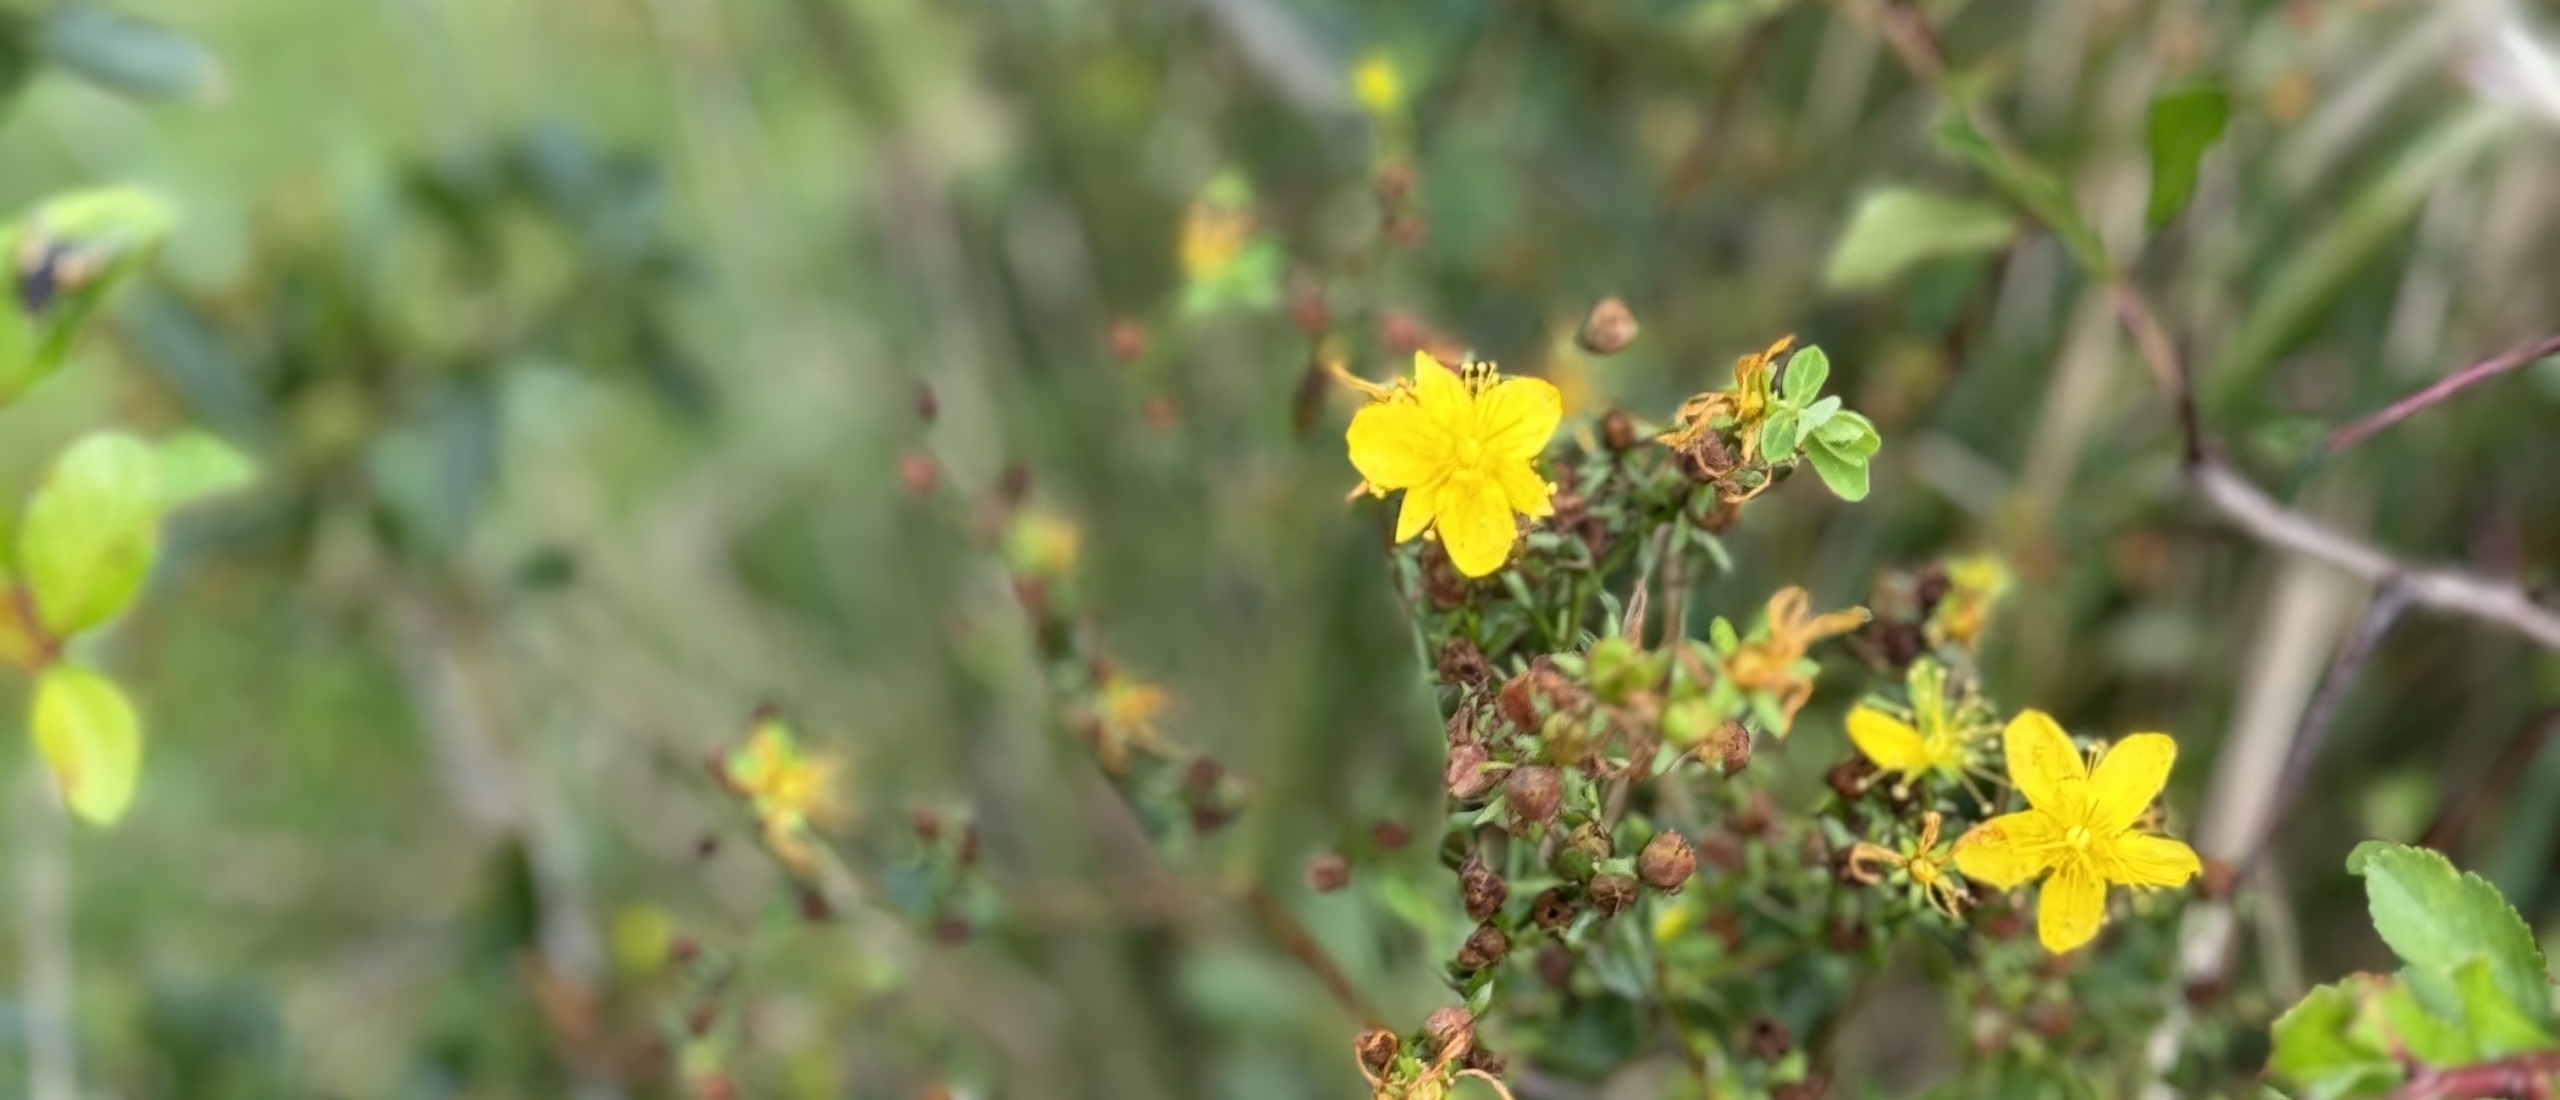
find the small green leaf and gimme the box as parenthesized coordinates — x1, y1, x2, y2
(1932, 111, 2108, 277)
(2145, 84, 2229, 228)
(1805, 440, 1871, 501)
(1822, 188, 2017, 291)
(2456, 958, 2559, 1058)
(2269, 979, 2406, 1099)
(152, 430, 254, 511)
(1816, 411, 1882, 457)
(1782, 345, 1831, 402)
(39, 2, 226, 103)
(1709, 616, 1739, 654)
(2355, 843, 2551, 1027)
(0, 186, 177, 405)
(31, 664, 141, 825)
(1797, 395, 1842, 436)
(21, 431, 163, 636)
(1759, 410, 1799, 458)
(2378, 981, 2477, 1066)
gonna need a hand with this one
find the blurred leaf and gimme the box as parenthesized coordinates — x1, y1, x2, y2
(21, 430, 162, 636)
(1782, 345, 1830, 402)
(1932, 112, 2106, 276)
(2144, 84, 2228, 228)
(2269, 978, 2403, 1099)
(40, 2, 224, 102)
(1805, 440, 1870, 501)
(2354, 843, 2551, 1027)
(152, 430, 255, 511)
(32, 664, 142, 825)
(0, 185, 177, 404)
(1822, 189, 2016, 291)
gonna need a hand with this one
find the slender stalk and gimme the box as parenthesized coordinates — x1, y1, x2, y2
(18, 766, 75, 1100)
(2313, 331, 2560, 460)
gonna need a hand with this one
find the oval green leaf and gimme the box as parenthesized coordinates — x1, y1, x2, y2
(32, 664, 141, 825)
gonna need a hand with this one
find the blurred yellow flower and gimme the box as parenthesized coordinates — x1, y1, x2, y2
(1723, 586, 1868, 728)
(1352, 52, 1403, 117)
(1845, 658, 1992, 793)
(1926, 553, 2011, 647)
(726, 718, 844, 868)
(1087, 672, 1172, 773)
(1345, 352, 1561, 577)
(1005, 510, 1082, 580)
(1952, 711, 2200, 953)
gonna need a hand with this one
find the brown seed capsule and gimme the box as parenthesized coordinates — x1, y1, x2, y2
(1385, 210, 1427, 248)
(2027, 1000, 2076, 1037)
(1456, 922, 1509, 970)
(1577, 297, 1640, 355)
(1107, 319, 1147, 364)
(996, 460, 1033, 506)
(1505, 765, 1562, 825)
(1529, 887, 1579, 932)
(1600, 409, 1637, 452)
(1535, 943, 1574, 987)
(1498, 669, 1541, 734)
(1825, 914, 1871, 953)
(1355, 1027, 1400, 1077)
(1372, 819, 1411, 852)
(1436, 638, 1492, 687)
(1638, 831, 1697, 893)
(1589, 873, 1639, 917)
(1747, 1017, 1794, 1062)
(1380, 311, 1423, 354)
(1826, 756, 1877, 803)
(1730, 790, 1774, 836)
(1375, 161, 1414, 203)
(1550, 490, 1588, 533)
(1446, 743, 1498, 803)
(909, 806, 944, 843)
(1304, 851, 1352, 893)
(1705, 721, 1754, 776)
(913, 383, 940, 423)
(1423, 1006, 1475, 1059)
(1697, 828, 1746, 873)
(1459, 852, 1509, 922)
(1914, 565, 1952, 615)
(1705, 910, 1744, 952)
(932, 916, 971, 944)
(667, 935, 699, 967)
(1460, 1044, 1506, 1076)
(697, 1073, 737, 1100)
(1799, 828, 1832, 870)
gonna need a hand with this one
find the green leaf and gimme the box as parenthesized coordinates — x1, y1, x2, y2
(2378, 980, 2477, 1066)
(2456, 957, 2559, 1058)
(2144, 84, 2228, 228)
(2268, 979, 2405, 1099)
(151, 430, 255, 511)
(1781, 345, 1831, 402)
(0, 186, 177, 405)
(1709, 616, 1738, 654)
(2355, 843, 2551, 1027)
(1805, 439, 1871, 501)
(1759, 410, 1799, 458)
(1797, 395, 1842, 436)
(31, 664, 141, 825)
(1821, 188, 2017, 291)
(39, 2, 225, 102)
(1932, 111, 2108, 277)
(20, 431, 163, 636)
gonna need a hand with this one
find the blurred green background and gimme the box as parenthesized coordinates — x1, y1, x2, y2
(0, 0, 2557, 1096)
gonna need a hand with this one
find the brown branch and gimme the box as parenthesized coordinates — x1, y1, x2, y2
(2315, 332, 2560, 460)
(1244, 885, 1384, 1027)
(2251, 580, 2411, 869)
(2386, 1050, 2560, 1100)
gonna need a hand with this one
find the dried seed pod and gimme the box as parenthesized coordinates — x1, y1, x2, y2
(1446, 743, 1498, 803)
(1577, 297, 1640, 355)
(1423, 1006, 1475, 1059)
(1456, 922, 1509, 970)
(1459, 852, 1509, 922)
(1505, 765, 1562, 825)
(1304, 852, 1351, 893)
(1589, 873, 1638, 917)
(1638, 831, 1697, 893)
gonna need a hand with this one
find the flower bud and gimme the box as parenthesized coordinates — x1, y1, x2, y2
(1459, 852, 1509, 921)
(1600, 409, 1637, 452)
(1291, 362, 1328, 440)
(1288, 281, 1330, 336)
(1371, 819, 1411, 852)
(1697, 828, 1746, 872)
(1705, 720, 1754, 776)
(1589, 873, 1638, 917)
(1747, 1017, 1793, 1062)
(1436, 638, 1491, 686)
(1385, 210, 1426, 248)
(1419, 542, 1469, 610)
(1423, 1006, 1475, 1059)
(1577, 297, 1639, 355)
(1552, 846, 1594, 884)
(2200, 855, 2238, 901)
(1456, 922, 1509, 970)
(1446, 743, 1498, 803)
(909, 806, 944, 843)
(1529, 887, 1579, 932)
(1304, 851, 1351, 893)
(1107, 319, 1147, 364)
(1141, 395, 1178, 430)
(1505, 765, 1562, 825)
(1638, 831, 1697, 893)
(914, 383, 939, 423)
(1375, 161, 1414, 203)
(1826, 757, 1876, 803)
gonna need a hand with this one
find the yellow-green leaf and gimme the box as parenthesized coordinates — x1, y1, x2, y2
(152, 430, 255, 510)
(20, 431, 163, 636)
(31, 665, 141, 825)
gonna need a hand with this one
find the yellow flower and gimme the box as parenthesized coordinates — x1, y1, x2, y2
(1723, 586, 1869, 728)
(1845, 658, 1994, 794)
(1351, 51, 1403, 117)
(1005, 510, 1082, 580)
(1926, 553, 2012, 648)
(1345, 351, 1561, 577)
(1952, 711, 2201, 954)
(1086, 672, 1172, 773)
(725, 718, 844, 868)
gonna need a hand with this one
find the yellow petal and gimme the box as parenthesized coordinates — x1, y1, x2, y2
(1436, 475, 1517, 578)
(2104, 833, 2201, 889)
(1346, 400, 1445, 490)
(1766, 587, 1810, 633)
(2088, 732, 2177, 834)
(1412, 350, 1466, 409)
(2036, 863, 2106, 953)
(1846, 706, 1929, 774)
(1952, 811, 2060, 890)
(2003, 709, 2088, 814)
(1494, 459, 1553, 518)
(1477, 376, 1562, 460)
(1393, 478, 1440, 543)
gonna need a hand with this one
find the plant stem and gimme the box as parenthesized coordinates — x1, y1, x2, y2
(18, 765, 75, 1100)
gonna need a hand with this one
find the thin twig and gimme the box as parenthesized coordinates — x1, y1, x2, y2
(2251, 581, 2412, 869)
(1244, 885, 1385, 1027)
(2314, 331, 2560, 460)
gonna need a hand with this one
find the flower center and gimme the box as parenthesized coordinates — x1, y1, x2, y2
(2064, 824, 2091, 850)
(1910, 860, 1940, 885)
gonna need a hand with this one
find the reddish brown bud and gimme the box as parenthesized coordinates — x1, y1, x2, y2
(1380, 311, 1423, 354)
(1456, 922, 1509, 970)
(1799, 828, 1832, 870)
(2200, 855, 2239, 901)
(909, 806, 944, 843)
(914, 383, 939, 423)
(1304, 851, 1352, 893)
(1107, 319, 1147, 364)
(1436, 637, 1491, 687)
(956, 824, 979, 868)
(1826, 756, 1877, 803)
(1914, 565, 1952, 615)
(996, 460, 1032, 506)
(1590, 873, 1639, 917)
(1371, 819, 1411, 852)
(1535, 943, 1574, 987)
(1975, 896, 2026, 941)
(1385, 210, 1426, 248)
(1697, 828, 1746, 873)
(667, 935, 699, 967)
(796, 884, 832, 923)
(1705, 910, 1744, 952)
(2184, 976, 2227, 1008)
(1355, 1027, 1400, 1076)
(1289, 281, 1330, 336)
(1459, 852, 1509, 922)
(1577, 297, 1640, 355)
(1460, 1044, 1506, 1076)
(1638, 831, 1697, 893)
(1505, 765, 1562, 825)
(1498, 672, 1540, 734)
(1600, 409, 1638, 452)
(694, 834, 720, 859)
(696, 1073, 736, 1100)
(1747, 1017, 1794, 1062)
(1529, 887, 1579, 932)
(2027, 1000, 2076, 1037)
(933, 916, 971, 944)
(1292, 363, 1329, 439)
(1550, 490, 1588, 533)
(1423, 1006, 1475, 1058)
(1446, 743, 1498, 803)
(1771, 1073, 1829, 1100)
(1706, 721, 1754, 777)
(1375, 162, 1414, 203)
(1825, 914, 1870, 953)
